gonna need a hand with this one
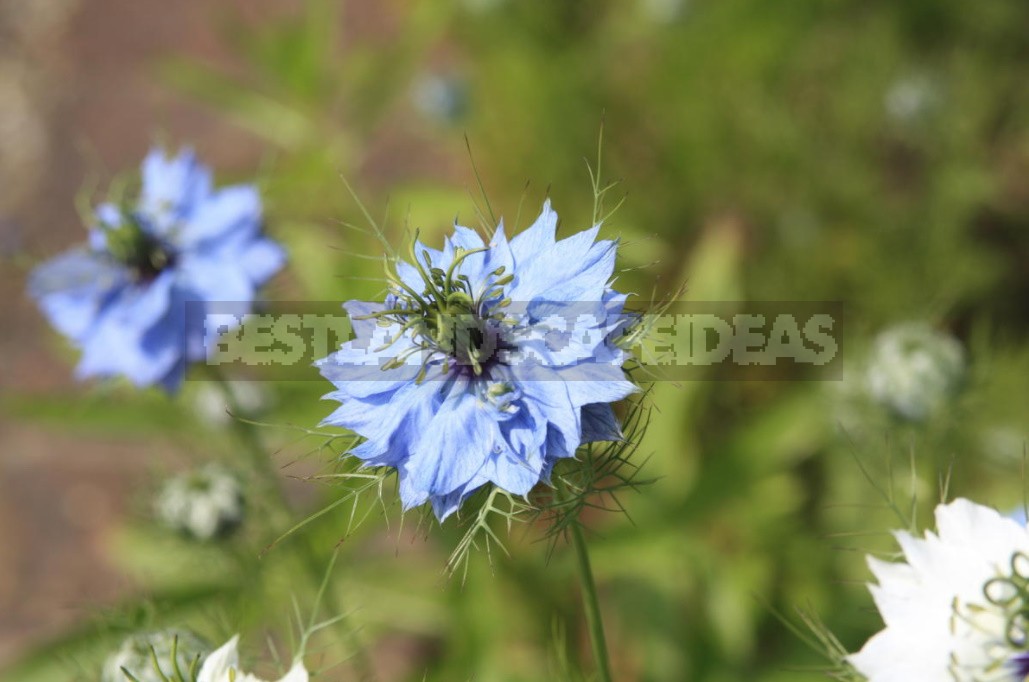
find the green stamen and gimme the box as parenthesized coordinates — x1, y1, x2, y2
(983, 551, 1029, 650)
(101, 210, 175, 282)
(357, 232, 508, 381)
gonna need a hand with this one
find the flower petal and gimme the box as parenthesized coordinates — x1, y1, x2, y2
(75, 273, 182, 386)
(580, 403, 623, 443)
(177, 185, 261, 248)
(196, 635, 241, 682)
(509, 200, 557, 265)
(28, 249, 126, 342)
(405, 385, 493, 501)
(140, 147, 212, 229)
(277, 660, 310, 682)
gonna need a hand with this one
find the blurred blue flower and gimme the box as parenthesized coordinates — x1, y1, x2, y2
(29, 148, 284, 391)
(412, 73, 468, 124)
(317, 201, 637, 520)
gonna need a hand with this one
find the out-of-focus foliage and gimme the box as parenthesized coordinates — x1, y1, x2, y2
(3, 0, 1027, 680)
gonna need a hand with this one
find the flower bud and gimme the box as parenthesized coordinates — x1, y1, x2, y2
(102, 629, 209, 682)
(155, 465, 245, 541)
(865, 322, 965, 422)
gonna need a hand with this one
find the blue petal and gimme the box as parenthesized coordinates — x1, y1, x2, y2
(445, 224, 490, 281)
(399, 473, 431, 510)
(175, 252, 256, 306)
(350, 381, 442, 470)
(100, 269, 177, 333)
(508, 229, 617, 302)
(140, 148, 212, 229)
(404, 386, 493, 502)
(75, 273, 182, 386)
(157, 357, 188, 393)
(540, 423, 577, 482)
(580, 403, 623, 443)
(176, 185, 261, 248)
(501, 395, 548, 457)
(509, 200, 557, 265)
(89, 204, 123, 249)
(430, 488, 471, 520)
(486, 417, 544, 495)
(342, 300, 386, 341)
(181, 293, 222, 362)
(448, 224, 486, 251)
(395, 238, 448, 292)
(239, 237, 286, 285)
(319, 361, 423, 398)
(322, 380, 438, 448)
(94, 203, 122, 227)
(485, 222, 515, 279)
(498, 363, 582, 459)
(554, 363, 638, 408)
(508, 300, 616, 367)
(317, 330, 434, 399)
(28, 249, 126, 342)
(393, 260, 424, 293)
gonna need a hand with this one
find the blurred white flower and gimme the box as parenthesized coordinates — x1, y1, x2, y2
(850, 498, 1029, 681)
(197, 635, 308, 682)
(156, 465, 244, 541)
(865, 322, 965, 421)
(102, 629, 209, 682)
(193, 381, 271, 428)
(642, 0, 688, 24)
(884, 73, 940, 124)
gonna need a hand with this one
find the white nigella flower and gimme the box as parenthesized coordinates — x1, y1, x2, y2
(102, 629, 209, 682)
(197, 635, 308, 682)
(865, 322, 965, 421)
(884, 73, 940, 124)
(850, 498, 1029, 681)
(193, 381, 270, 428)
(155, 465, 244, 541)
(641, 0, 688, 23)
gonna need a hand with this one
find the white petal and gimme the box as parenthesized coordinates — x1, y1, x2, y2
(852, 499, 1029, 681)
(197, 635, 240, 682)
(277, 660, 309, 682)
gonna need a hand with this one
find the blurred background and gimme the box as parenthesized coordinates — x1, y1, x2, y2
(0, 0, 1026, 680)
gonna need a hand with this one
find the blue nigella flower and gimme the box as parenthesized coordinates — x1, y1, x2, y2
(317, 201, 637, 520)
(29, 148, 285, 391)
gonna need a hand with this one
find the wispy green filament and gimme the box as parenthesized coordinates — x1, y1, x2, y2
(983, 551, 1029, 649)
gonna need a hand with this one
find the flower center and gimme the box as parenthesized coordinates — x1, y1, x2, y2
(363, 233, 513, 378)
(432, 297, 494, 370)
(982, 552, 1029, 679)
(103, 212, 177, 283)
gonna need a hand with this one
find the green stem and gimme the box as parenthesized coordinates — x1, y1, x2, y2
(204, 367, 377, 681)
(560, 486, 614, 682)
(570, 523, 613, 682)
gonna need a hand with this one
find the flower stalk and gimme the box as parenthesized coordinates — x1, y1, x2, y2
(560, 483, 614, 682)
(205, 366, 376, 682)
